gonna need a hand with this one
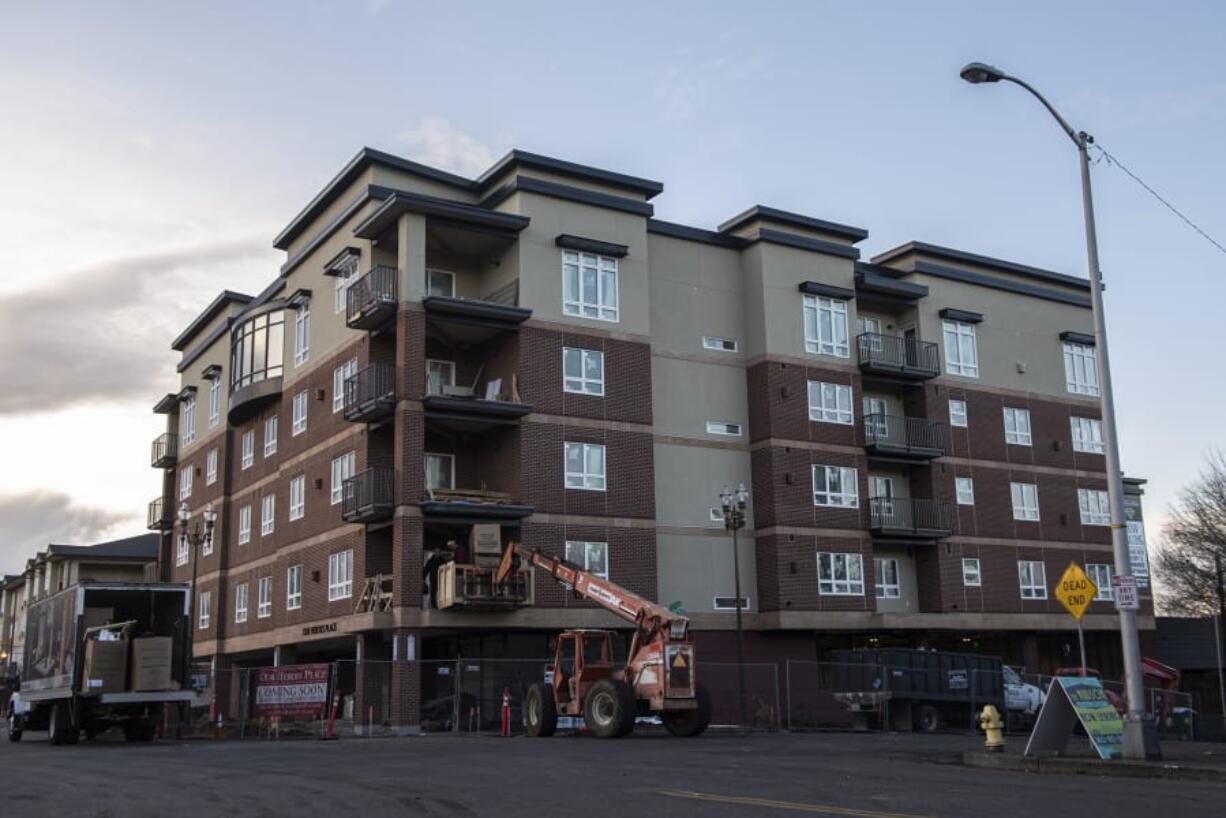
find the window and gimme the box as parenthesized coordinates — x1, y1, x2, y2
(562, 250, 619, 322)
(1071, 417, 1104, 454)
(426, 359, 456, 396)
(1011, 482, 1040, 521)
(208, 379, 221, 428)
(292, 391, 307, 436)
(857, 316, 882, 336)
(238, 505, 251, 545)
(803, 295, 849, 357)
(234, 583, 248, 624)
(427, 268, 455, 298)
(1018, 560, 1048, 599)
(1088, 563, 1114, 601)
(176, 533, 188, 567)
(206, 448, 218, 485)
(713, 596, 750, 611)
(1003, 407, 1032, 446)
(258, 576, 272, 618)
(198, 591, 211, 629)
(289, 475, 305, 521)
(330, 451, 356, 505)
(328, 549, 354, 601)
(863, 397, 888, 437)
(709, 507, 725, 524)
(564, 442, 606, 491)
(962, 558, 982, 587)
(334, 255, 358, 314)
(286, 565, 303, 610)
(333, 357, 358, 413)
(702, 336, 738, 352)
(812, 465, 859, 508)
(705, 421, 742, 437)
(293, 303, 310, 366)
(1063, 342, 1099, 396)
(563, 348, 604, 396)
(943, 320, 979, 377)
(949, 399, 968, 428)
(818, 552, 864, 596)
(874, 558, 900, 599)
(425, 453, 455, 492)
(869, 476, 895, 512)
(264, 416, 278, 457)
(955, 477, 975, 506)
(181, 396, 196, 446)
(260, 494, 275, 536)
(179, 467, 192, 501)
(565, 541, 609, 580)
(1078, 488, 1111, 526)
(808, 381, 854, 424)
(241, 430, 254, 469)
(230, 310, 284, 391)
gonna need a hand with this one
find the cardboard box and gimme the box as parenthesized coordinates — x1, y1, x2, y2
(83, 607, 115, 631)
(470, 524, 502, 567)
(81, 638, 128, 693)
(130, 636, 176, 691)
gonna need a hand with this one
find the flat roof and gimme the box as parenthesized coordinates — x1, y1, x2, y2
(171, 290, 252, 351)
(871, 241, 1090, 290)
(46, 533, 159, 561)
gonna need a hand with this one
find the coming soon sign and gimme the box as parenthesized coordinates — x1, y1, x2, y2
(254, 663, 331, 719)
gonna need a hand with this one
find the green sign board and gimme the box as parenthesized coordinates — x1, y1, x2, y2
(1024, 675, 1125, 760)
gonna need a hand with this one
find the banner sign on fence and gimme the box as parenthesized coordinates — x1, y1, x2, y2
(254, 663, 331, 718)
(1025, 675, 1124, 760)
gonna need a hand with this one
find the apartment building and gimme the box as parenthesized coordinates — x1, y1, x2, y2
(149, 147, 1154, 729)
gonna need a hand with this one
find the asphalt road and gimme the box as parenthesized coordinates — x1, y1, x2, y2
(1, 729, 1221, 818)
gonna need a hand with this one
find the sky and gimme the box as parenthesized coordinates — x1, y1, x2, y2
(0, 1, 1223, 602)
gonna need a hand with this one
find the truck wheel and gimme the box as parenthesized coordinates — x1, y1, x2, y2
(662, 683, 712, 737)
(915, 704, 941, 733)
(124, 718, 157, 742)
(50, 702, 78, 746)
(524, 683, 557, 738)
(583, 679, 632, 739)
(7, 714, 22, 743)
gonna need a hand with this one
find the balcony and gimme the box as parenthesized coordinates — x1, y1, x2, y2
(147, 497, 173, 531)
(422, 393, 533, 432)
(868, 497, 954, 540)
(436, 562, 533, 610)
(346, 265, 398, 330)
(341, 468, 394, 524)
(344, 363, 396, 424)
(863, 415, 947, 460)
(420, 487, 534, 523)
(151, 433, 178, 468)
(857, 333, 940, 381)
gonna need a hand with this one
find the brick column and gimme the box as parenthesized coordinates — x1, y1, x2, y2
(352, 632, 393, 734)
(390, 628, 423, 735)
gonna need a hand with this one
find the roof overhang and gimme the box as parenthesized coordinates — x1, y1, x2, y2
(353, 191, 530, 240)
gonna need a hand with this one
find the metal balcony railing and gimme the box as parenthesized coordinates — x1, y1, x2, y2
(868, 497, 954, 538)
(346, 265, 398, 330)
(341, 468, 395, 523)
(151, 433, 178, 468)
(863, 414, 947, 459)
(343, 363, 396, 423)
(147, 497, 173, 531)
(857, 333, 940, 380)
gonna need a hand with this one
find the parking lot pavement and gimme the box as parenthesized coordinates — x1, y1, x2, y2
(2, 730, 1223, 818)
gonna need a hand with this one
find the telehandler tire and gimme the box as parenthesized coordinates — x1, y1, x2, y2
(525, 682, 557, 738)
(584, 679, 633, 739)
(662, 683, 711, 737)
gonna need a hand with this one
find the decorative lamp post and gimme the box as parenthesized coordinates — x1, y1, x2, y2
(720, 483, 750, 726)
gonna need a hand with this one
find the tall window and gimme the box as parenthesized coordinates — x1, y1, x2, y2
(333, 357, 358, 413)
(427, 268, 456, 297)
(330, 451, 356, 505)
(257, 576, 273, 618)
(264, 416, 278, 457)
(198, 591, 211, 629)
(808, 381, 853, 424)
(176, 533, 189, 567)
(181, 396, 196, 446)
(1018, 560, 1047, 599)
(563, 348, 605, 396)
(241, 430, 254, 469)
(234, 583, 248, 624)
(1078, 488, 1110, 526)
(812, 465, 859, 508)
(289, 475, 306, 521)
(1011, 482, 1040, 521)
(1087, 563, 1114, 601)
(564, 442, 606, 490)
(818, 552, 864, 596)
(238, 505, 251, 545)
(857, 316, 882, 336)
(286, 565, 303, 610)
(1063, 342, 1099, 396)
(565, 541, 609, 580)
(334, 256, 358, 314)
(562, 250, 619, 322)
(1071, 417, 1104, 454)
(328, 549, 354, 601)
(1003, 407, 1032, 446)
(955, 477, 975, 506)
(863, 397, 888, 437)
(426, 359, 456, 396)
(803, 295, 849, 357)
(942, 320, 979, 377)
(230, 310, 284, 391)
(949, 399, 968, 428)
(293, 303, 310, 366)
(425, 453, 455, 492)
(206, 449, 218, 485)
(260, 494, 275, 536)
(874, 558, 900, 599)
(292, 391, 308, 436)
(208, 379, 221, 428)
(179, 467, 192, 501)
(962, 558, 982, 587)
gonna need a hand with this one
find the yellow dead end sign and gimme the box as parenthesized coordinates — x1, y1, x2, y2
(1055, 562, 1097, 620)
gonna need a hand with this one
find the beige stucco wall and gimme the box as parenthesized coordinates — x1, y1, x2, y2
(653, 443, 754, 530)
(647, 233, 746, 356)
(651, 357, 747, 440)
(871, 548, 920, 614)
(656, 533, 757, 614)
(756, 242, 858, 362)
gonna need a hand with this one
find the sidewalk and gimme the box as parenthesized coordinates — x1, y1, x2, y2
(963, 739, 1226, 782)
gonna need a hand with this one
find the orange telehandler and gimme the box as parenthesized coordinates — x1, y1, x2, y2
(495, 542, 711, 738)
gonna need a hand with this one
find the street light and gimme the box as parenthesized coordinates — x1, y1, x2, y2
(178, 501, 216, 704)
(720, 483, 750, 726)
(960, 62, 1161, 760)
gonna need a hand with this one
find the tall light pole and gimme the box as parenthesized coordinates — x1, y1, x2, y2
(720, 483, 750, 726)
(178, 502, 216, 696)
(960, 62, 1161, 760)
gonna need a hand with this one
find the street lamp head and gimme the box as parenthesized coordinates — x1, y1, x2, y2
(720, 486, 732, 510)
(203, 503, 216, 527)
(960, 61, 1006, 84)
(736, 483, 749, 507)
(177, 501, 189, 525)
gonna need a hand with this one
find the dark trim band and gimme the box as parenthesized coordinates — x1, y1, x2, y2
(353, 190, 531, 240)
(719, 204, 868, 242)
(646, 219, 747, 249)
(799, 281, 856, 300)
(872, 241, 1090, 291)
(555, 234, 629, 258)
(939, 307, 984, 324)
(482, 176, 654, 217)
(1059, 331, 1096, 346)
(911, 261, 1092, 308)
(751, 227, 860, 260)
(171, 290, 252, 352)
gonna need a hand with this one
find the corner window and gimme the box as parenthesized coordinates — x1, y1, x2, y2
(1078, 488, 1110, 526)
(1018, 560, 1047, 599)
(206, 449, 218, 485)
(565, 541, 609, 580)
(1063, 342, 1099, 397)
(264, 416, 278, 457)
(230, 310, 285, 392)
(562, 250, 619, 322)
(234, 583, 248, 624)
(328, 549, 354, 601)
(942, 320, 979, 377)
(1071, 417, 1103, 454)
(812, 465, 859, 508)
(181, 396, 197, 446)
(260, 494, 275, 536)
(563, 347, 605, 396)
(802, 295, 849, 357)
(198, 591, 211, 629)
(962, 558, 982, 587)
(331, 451, 356, 505)
(1003, 407, 1032, 446)
(286, 565, 303, 610)
(1010, 482, 1040, 521)
(241, 430, 254, 469)
(955, 477, 975, 506)
(949, 399, 968, 428)
(874, 558, 900, 599)
(427, 268, 456, 298)
(808, 381, 854, 425)
(289, 475, 305, 521)
(293, 304, 310, 367)
(817, 552, 864, 596)
(425, 453, 455, 492)
(1087, 563, 1114, 601)
(426, 359, 456, 396)
(564, 442, 606, 490)
(333, 358, 358, 413)
(208, 380, 221, 429)
(292, 391, 308, 436)
(258, 576, 273, 618)
(238, 505, 251, 545)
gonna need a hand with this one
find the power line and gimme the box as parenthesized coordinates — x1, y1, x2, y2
(1092, 143, 1226, 258)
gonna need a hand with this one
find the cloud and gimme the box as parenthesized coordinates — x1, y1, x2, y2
(653, 50, 770, 124)
(0, 237, 271, 415)
(366, 0, 390, 14)
(396, 117, 497, 178)
(0, 490, 134, 574)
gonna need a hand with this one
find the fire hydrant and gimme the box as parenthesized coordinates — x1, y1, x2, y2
(978, 705, 1005, 752)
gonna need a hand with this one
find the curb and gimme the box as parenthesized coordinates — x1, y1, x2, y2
(962, 751, 1226, 783)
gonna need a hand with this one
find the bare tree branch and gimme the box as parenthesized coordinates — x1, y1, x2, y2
(1158, 450, 1226, 615)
